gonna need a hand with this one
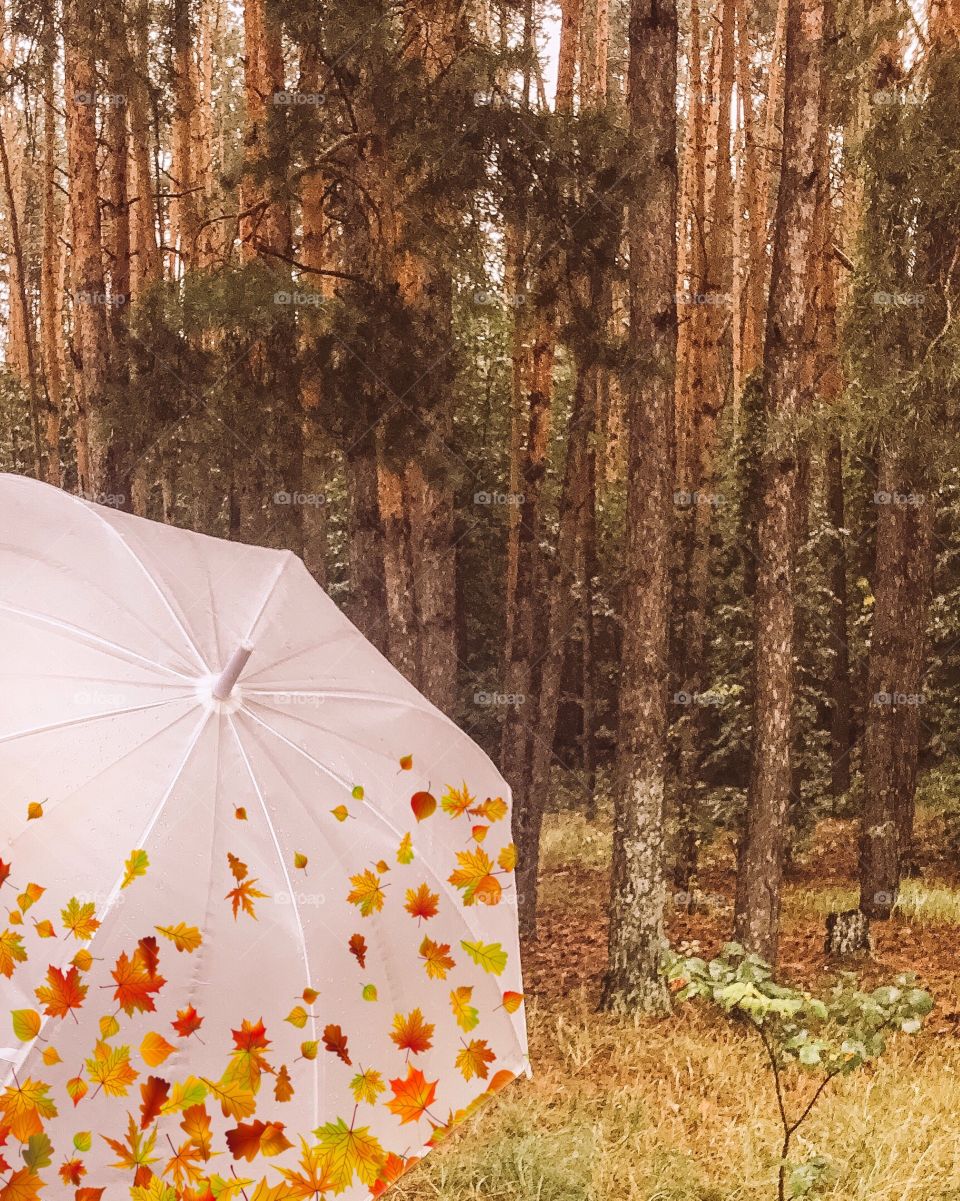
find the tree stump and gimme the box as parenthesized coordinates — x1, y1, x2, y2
(824, 909, 872, 957)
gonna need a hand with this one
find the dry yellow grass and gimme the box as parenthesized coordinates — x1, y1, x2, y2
(393, 811, 960, 1201)
(394, 992, 960, 1201)
(788, 879, 960, 926)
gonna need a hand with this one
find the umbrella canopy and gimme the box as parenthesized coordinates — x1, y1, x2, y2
(0, 473, 527, 1200)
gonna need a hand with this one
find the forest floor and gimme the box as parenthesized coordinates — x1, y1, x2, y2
(395, 808, 960, 1201)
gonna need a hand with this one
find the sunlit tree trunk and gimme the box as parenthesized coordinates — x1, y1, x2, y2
(65, 0, 115, 500)
(372, 0, 462, 714)
(170, 0, 200, 272)
(41, 32, 63, 486)
(0, 47, 42, 479)
(298, 41, 332, 586)
(239, 0, 303, 554)
(743, 0, 789, 380)
(600, 0, 677, 1014)
(127, 0, 162, 300)
(858, 5, 955, 920)
(859, 460, 934, 918)
(734, 0, 825, 963)
(674, 0, 735, 891)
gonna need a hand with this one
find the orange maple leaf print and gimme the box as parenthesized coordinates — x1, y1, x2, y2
(390, 1008, 434, 1056)
(172, 1004, 203, 1039)
(111, 939, 166, 1016)
(448, 847, 502, 906)
(347, 869, 385, 917)
(34, 964, 87, 1020)
(419, 936, 455, 980)
(404, 883, 439, 922)
(455, 1039, 496, 1082)
(386, 1066, 438, 1124)
(440, 782, 475, 819)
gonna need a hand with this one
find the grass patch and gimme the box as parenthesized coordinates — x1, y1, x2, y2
(540, 810, 612, 875)
(394, 994, 960, 1201)
(788, 879, 960, 926)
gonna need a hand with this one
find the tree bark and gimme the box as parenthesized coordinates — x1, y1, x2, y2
(127, 0, 162, 298)
(40, 33, 63, 486)
(600, 0, 677, 1014)
(858, 456, 934, 918)
(170, 0, 200, 271)
(674, 0, 735, 889)
(64, 0, 117, 501)
(239, 0, 303, 554)
(825, 431, 852, 796)
(733, 0, 825, 963)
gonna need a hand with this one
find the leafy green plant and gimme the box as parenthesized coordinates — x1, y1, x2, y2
(665, 944, 933, 1201)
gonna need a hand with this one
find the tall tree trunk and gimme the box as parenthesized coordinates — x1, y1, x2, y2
(65, 0, 116, 500)
(41, 34, 63, 486)
(825, 431, 851, 795)
(239, 0, 303, 554)
(0, 76, 42, 478)
(732, 0, 761, 401)
(298, 42, 332, 586)
(171, 0, 200, 272)
(502, 316, 555, 934)
(501, 0, 572, 814)
(600, 0, 677, 1014)
(128, 0, 162, 299)
(372, 1, 461, 714)
(743, 0, 789, 381)
(515, 361, 596, 937)
(733, 0, 825, 963)
(674, 0, 735, 890)
(675, 0, 705, 414)
(859, 466, 933, 918)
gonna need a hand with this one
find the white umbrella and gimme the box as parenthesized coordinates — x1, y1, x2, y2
(0, 472, 527, 1200)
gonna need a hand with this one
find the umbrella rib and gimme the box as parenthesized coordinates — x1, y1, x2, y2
(239, 704, 353, 791)
(0, 710, 212, 1088)
(242, 553, 293, 643)
(0, 695, 194, 747)
(71, 495, 210, 672)
(0, 600, 196, 681)
(243, 687, 447, 722)
(228, 713, 320, 1128)
(245, 695, 417, 773)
